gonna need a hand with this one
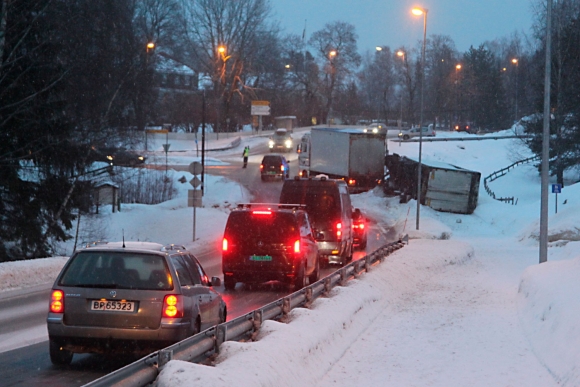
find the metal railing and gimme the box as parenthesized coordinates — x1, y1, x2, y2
(483, 155, 540, 205)
(83, 239, 406, 387)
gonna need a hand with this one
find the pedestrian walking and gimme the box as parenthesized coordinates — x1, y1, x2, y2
(242, 146, 249, 168)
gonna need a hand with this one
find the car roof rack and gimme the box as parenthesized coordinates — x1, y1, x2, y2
(161, 244, 187, 252)
(236, 203, 307, 210)
(81, 240, 109, 249)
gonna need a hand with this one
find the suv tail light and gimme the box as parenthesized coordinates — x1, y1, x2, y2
(252, 210, 272, 215)
(163, 295, 183, 318)
(222, 237, 228, 251)
(50, 290, 64, 313)
(294, 240, 301, 254)
(260, 164, 264, 170)
(280, 165, 285, 171)
(336, 222, 342, 238)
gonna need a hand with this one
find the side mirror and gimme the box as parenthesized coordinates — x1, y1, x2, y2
(211, 276, 221, 287)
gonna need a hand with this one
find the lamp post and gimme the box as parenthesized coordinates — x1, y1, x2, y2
(397, 50, 406, 133)
(412, 6, 428, 231)
(455, 64, 461, 123)
(327, 50, 338, 125)
(512, 58, 519, 123)
(216, 44, 229, 139)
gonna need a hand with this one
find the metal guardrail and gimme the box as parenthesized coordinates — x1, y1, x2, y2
(83, 239, 406, 387)
(397, 134, 532, 143)
(483, 155, 541, 205)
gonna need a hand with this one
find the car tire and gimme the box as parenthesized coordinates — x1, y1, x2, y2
(293, 262, 306, 290)
(308, 256, 320, 284)
(360, 238, 367, 250)
(260, 175, 266, 182)
(49, 338, 73, 366)
(403, 134, 410, 140)
(224, 276, 236, 290)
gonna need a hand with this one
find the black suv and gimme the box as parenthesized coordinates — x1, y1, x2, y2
(222, 203, 320, 290)
(260, 155, 290, 181)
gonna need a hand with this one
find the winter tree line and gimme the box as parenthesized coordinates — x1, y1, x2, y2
(0, 0, 579, 261)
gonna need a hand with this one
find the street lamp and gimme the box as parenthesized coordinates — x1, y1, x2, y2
(512, 58, 519, 123)
(455, 64, 461, 123)
(327, 50, 338, 124)
(411, 6, 428, 231)
(397, 50, 406, 134)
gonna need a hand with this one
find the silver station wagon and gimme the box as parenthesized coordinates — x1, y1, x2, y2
(47, 241, 226, 365)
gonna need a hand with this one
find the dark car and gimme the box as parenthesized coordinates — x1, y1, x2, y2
(260, 155, 290, 181)
(279, 176, 354, 266)
(95, 147, 146, 167)
(453, 123, 476, 134)
(222, 203, 320, 290)
(352, 208, 367, 250)
(47, 242, 226, 365)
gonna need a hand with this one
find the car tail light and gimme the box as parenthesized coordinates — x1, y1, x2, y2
(336, 222, 342, 238)
(353, 222, 365, 230)
(294, 240, 301, 254)
(222, 237, 228, 251)
(252, 210, 272, 215)
(260, 164, 264, 170)
(280, 165, 285, 171)
(163, 294, 183, 318)
(348, 179, 356, 185)
(50, 290, 64, 313)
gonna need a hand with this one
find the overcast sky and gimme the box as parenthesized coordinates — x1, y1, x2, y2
(271, 0, 536, 54)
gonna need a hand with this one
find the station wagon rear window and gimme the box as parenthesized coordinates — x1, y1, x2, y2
(59, 252, 173, 290)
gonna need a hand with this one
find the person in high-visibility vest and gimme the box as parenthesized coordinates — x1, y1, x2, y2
(242, 146, 249, 168)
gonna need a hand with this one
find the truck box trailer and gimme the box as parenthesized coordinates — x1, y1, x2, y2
(385, 153, 481, 214)
(297, 128, 386, 193)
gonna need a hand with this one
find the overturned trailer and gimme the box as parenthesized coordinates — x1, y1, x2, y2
(384, 153, 481, 214)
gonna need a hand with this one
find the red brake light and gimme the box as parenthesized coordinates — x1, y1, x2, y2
(163, 294, 182, 318)
(336, 222, 342, 238)
(222, 237, 228, 251)
(348, 179, 356, 185)
(50, 290, 64, 313)
(252, 210, 272, 215)
(280, 165, 285, 171)
(260, 164, 264, 169)
(294, 240, 300, 253)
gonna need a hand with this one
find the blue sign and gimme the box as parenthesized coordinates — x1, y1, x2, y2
(552, 184, 562, 194)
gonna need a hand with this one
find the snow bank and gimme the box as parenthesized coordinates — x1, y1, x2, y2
(157, 240, 474, 387)
(518, 256, 580, 386)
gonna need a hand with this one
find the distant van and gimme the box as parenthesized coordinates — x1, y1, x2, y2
(279, 176, 353, 266)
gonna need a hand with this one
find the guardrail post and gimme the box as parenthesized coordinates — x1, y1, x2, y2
(281, 297, 291, 322)
(353, 261, 360, 279)
(323, 277, 332, 297)
(250, 310, 262, 341)
(158, 349, 173, 369)
(215, 324, 226, 353)
(340, 267, 348, 286)
(365, 255, 371, 272)
(304, 287, 313, 308)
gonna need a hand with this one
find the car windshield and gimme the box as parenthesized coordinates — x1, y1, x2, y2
(59, 251, 172, 290)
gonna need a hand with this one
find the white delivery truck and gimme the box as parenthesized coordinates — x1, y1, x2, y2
(297, 127, 386, 193)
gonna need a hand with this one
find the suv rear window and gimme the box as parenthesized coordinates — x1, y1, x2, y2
(280, 186, 340, 223)
(58, 251, 172, 290)
(261, 155, 283, 166)
(225, 211, 299, 242)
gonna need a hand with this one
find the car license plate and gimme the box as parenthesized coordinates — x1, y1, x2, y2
(249, 255, 272, 261)
(91, 300, 136, 312)
(267, 171, 276, 175)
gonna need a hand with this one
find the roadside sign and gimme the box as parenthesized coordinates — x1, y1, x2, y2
(189, 161, 202, 175)
(188, 190, 202, 207)
(189, 176, 202, 188)
(551, 183, 562, 194)
(162, 143, 171, 152)
(251, 100, 270, 116)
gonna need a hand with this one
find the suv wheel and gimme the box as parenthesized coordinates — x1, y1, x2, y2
(293, 262, 306, 290)
(403, 134, 410, 140)
(308, 256, 320, 284)
(224, 276, 236, 290)
(49, 338, 73, 365)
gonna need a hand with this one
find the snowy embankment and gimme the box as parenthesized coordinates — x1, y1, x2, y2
(157, 240, 476, 387)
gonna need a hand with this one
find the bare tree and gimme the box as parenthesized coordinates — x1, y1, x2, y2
(308, 21, 361, 124)
(181, 0, 275, 132)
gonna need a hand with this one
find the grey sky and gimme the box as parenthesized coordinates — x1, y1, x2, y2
(271, 0, 536, 54)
